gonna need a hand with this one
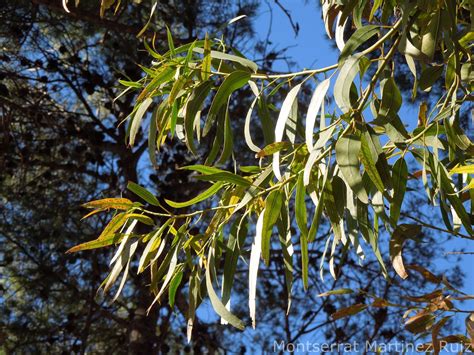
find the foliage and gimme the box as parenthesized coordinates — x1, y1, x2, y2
(67, 0, 474, 349)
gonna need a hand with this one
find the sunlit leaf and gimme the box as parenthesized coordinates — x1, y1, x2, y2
(257, 141, 291, 158)
(82, 198, 135, 211)
(203, 71, 251, 136)
(305, 79, 330, 151)
(249, 210, 264, 328)
(334, 54, 361, 113)
(194, 172, 251, 187)
(168, 271, 183, 307)
(66, 233, 122, 253)
(129, 97, 153, 146)
(336, 134, 368, 203)
(165, 182, 224, 208)
(206, 246, 245, 330)
(339, 25, 379, 64)
(127, 181, 160, 206)
(274, 84, 302, 180)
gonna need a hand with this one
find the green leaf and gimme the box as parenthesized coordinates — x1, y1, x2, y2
(257, 95, 275, 145)
(369, 0, 382, 21)
(203, 71, 251, 136)
(261, 190, 283, 265)
(249, 211, 264, 328)
(184, 81, 213, 154)
(276, 204, 293, 312)
(206, 247, 246, 330)
(357, 202, 388, 278)
(256, 141, 292, 158)
(136, 1, 157, 37)
(143, 40, 162, 60)
(240, 166, 261, 174)
(148, 106, 158, 166)
(221, 217, 247, 318)
(168, 76, 187, 104)
(420, 10, 440, 62)
(137, 66, 175, 103)
(419, 65, 443, 91)
(186, 265, 201, 341)
(336, 134, 368, 204)
(295, 174, 308, 237)
(129, 97, 153, 146)
(180, 164, 224, 175)
(334, 54, 361, 113)
(360, 132, 385, 194)
(138, 223, 169, 273)
(169, 102, 178, 137)
(308, 190, 325, 243)
(166, 25, 175, 57)
(451, 165, 474, 175)
(194, 172, 251, 187)
(352, 0, 368, 28)
(234, 165, 273, 213)
(168, 270, 183, 307)
(217, 105, 233, 164)
(378, 77, 402, 121)
(244, 82, 260, 152)
(165, 181, 224, 208)
(339, 25, 379, 64)
(444, 114, 473, 151)
(149, 240, 180, 308)
(296, 175, 309, 289)
(201, 33, 212, 80)
(390, 224, 421, 279)
(390, 158, 408, 226)
(127, 181, 160, 206)
(127, 213, 155, 226)
(439, 167, 473, 234)
(119, 79, 142, 88)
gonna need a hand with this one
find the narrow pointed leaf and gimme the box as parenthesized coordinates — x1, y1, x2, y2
(261, 191, 283, 265)
(336, 134, 368, 203)
(273, 84, 302, 180)
(390, 224, 421, 279)
(206, 248, 245, 330)
(249, 211, 264, 328)
(165, 182, 224, 208)
(334, 54, 361, 113)
(390, 158, 408, 225)
(130, 97, 153, 146)
(339, 25, 379, 64)
(305, 79, 330, 151)
(203, 71, 251, 136)
(127, 181, 160, 206)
